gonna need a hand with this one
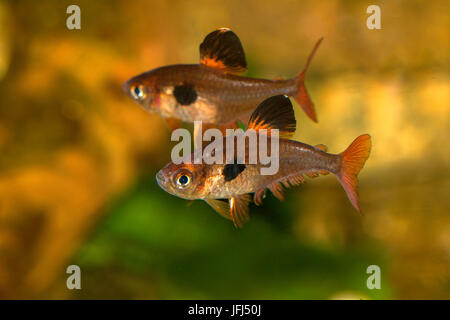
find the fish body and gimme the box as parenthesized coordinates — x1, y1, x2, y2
(156, 95, 371, 227)
(123, 28, 322, 127)
(158, 138, 338, 200)
(209, 140, 339, 199)
(124, 64, 297, 124)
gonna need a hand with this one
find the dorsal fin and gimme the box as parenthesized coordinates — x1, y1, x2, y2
(247, 95, 296, 139)
(199, 28, 247, 74)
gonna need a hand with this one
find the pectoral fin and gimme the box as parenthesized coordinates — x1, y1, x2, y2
(205, 195, 251, 228)
(205, 199, 232, 221)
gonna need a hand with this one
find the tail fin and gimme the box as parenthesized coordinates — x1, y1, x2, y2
(338, 134, 371, 212)
(293, 37, 323, 123)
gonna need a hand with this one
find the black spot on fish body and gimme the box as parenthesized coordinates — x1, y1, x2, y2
(223, 162, 246, 182)
(173, 84, 197, 105)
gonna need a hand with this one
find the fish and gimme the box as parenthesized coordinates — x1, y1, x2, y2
(156, 95, 372, 228)
(123, 28, 322, 131)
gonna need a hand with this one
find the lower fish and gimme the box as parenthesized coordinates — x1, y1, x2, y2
(156, 95, 371, 227)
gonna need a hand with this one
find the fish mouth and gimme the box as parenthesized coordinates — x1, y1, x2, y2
(122, 81, 131, 95)
(122, 79, 154, 112)
(156, 170, 173, 194)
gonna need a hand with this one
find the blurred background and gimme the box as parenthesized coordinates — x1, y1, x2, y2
(0, 0, 448, 299)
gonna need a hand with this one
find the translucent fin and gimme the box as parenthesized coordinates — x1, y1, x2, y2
(205, 199, 231, 221)
(253, 189, 266, 206)
(293, 38, 323, 123)
(338, 134, 372, 212)
(268, 181, 287, 201)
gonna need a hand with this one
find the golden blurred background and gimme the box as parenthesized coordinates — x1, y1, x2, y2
(0, 0, 448, 299)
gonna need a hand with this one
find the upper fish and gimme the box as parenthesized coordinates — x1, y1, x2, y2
(123, 28, 323, 129)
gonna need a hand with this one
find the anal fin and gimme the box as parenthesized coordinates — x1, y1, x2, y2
(267, 173, 306, 202)
(268, 181, 287, 201)
(305, 169, 330, 178)
(260, 170, 330, 205)
(253, 189, 266, 206)
(282, 174, 306, 187)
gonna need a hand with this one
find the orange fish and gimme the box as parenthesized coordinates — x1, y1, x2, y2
(123, 28, 322, 131)
(156, 95, 371, 227)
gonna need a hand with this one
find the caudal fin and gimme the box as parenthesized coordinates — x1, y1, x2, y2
(338, 134, 371, 212)
(293, 37, 323, 123)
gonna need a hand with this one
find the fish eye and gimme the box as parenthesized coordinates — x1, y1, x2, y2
(175, 171, 192, 188)
(177, 175, 190, 186)
(130, 85, 146, 100)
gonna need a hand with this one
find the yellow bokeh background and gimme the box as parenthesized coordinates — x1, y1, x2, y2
(0, 0, 448, 299)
